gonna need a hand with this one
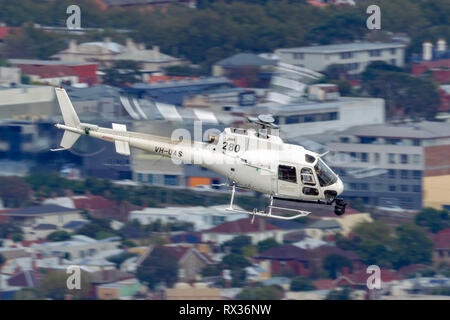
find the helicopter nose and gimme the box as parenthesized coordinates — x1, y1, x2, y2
(336, 178, 344, 195)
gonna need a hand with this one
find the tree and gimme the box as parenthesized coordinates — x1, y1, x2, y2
(290, 276, 316, 291)
(0, 176, 31, 207)
(223, 235, 252, 254)
(201, 265, 221, 277)
(222, 253, 251, 269)
(136, 246, 178, 289)
(37, 271, 91, 300)
(237, 285, 283, 300)
(360, 62, 441, 120)
(415, 208, 450, 233)
(0, 222, 23, 239)
(0, 253, 5, 266)
(325, 287, 353, 300)
(102, 60, 142, 87)
(14, 288, 40, 300)
(323, 254, 353, 279)
(351, 221, 393, 267)
(107, 252, 137, 269)
(391, 224, 433, 269)
(47, 231, 71, 242)
(257, 238, 281, 253)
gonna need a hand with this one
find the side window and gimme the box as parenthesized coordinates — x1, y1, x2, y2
(301, 168, 316, 186)
(303, 187, 319, 196)
(278, 165, 297, 183)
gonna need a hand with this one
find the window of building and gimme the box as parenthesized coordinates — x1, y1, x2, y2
(361, 183, 369, 191)
(390, 48, 397, 55)
(278, 165, 297, 183)
(388, 169, 396, 179)
(400, 154, 408, 164)
(400, 185, 408, 192)
(412, 139, 421, 146)
(389, 185, 396, 192)
(361, 153, 369, 163)
(386, 138, 402, 145)
(369, 49, 381, 57)
(285, 115, 300, 124)
(147, 174, 153, 184)
(413, 185, 421, 192)
(293, 52, 304, 59)
(360, 136, 377, 144)
(374, 153, 380, 164)
(137, 173, 143, 182)
(340, 52, 353, 59)
(388, 153, 396, 164)
(400, 170, 408, 179)
(413, 171, 421, 180)
(412, 155, 421, 164)
(340, 137, 350, 143)
(164, 175, 178, 186)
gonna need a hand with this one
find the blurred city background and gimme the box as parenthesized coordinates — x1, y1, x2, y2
(0, 0, 449, 300)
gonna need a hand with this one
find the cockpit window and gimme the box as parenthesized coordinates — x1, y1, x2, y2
(314, 158, 337, 187)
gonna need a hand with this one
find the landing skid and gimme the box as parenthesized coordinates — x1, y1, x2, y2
(224, 184, 311, 221)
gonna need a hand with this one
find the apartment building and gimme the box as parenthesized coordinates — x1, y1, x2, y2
(276, 42, 406, 74)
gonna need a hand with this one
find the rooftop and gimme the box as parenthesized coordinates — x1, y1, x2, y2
(338, 121, 450, 139)
(204, 218, 280, 234)
(5, 204, 80, 216)
(216, 53, 277, 67)
(277, 42, 406, 54)
(254, 245, 310, 261)
(8, 59, 94, 66)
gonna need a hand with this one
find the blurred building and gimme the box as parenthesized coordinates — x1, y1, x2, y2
(212, 53, 277, 88)
(0, 66, 21, 86)
(412, 39, 450, 84)
(306, 121, 450, 209)
(276, 42, 406, 74)
(253, 91, 385, 138)
(9, 59, 98, 86)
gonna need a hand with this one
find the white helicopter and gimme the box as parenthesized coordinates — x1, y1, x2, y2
(52, 87, 346, 221)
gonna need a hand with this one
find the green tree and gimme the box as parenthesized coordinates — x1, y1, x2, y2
(391, 224, 433, 269)
(201, 265, 222, 277)
(223, 235, 252, 254)
(257, 238, 281, 253)
(222, 253, 251, 269)
(136, 246, 178, 289)
(0, 253, 5, 266)
(325, 287, 353, 300)
(47, 231, 71, 242)
(237, 285, 283, 300)
(14, 288, 40, 300)
(0, 176, 31, 207)
(107, 252, 137, 269)
(290, 276, 316, 291)
(37, 271, 91, 300)
(415, 208, 450, 233)
(0, 223, 23, 239)
(323, 254, 353, 279)
(352, 221, 393, 267)
(102, 60, 142, 87)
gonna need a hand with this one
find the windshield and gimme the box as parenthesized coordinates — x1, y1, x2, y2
(314, 158, 337, 187)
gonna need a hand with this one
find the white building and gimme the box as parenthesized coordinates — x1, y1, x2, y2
(128, 205, 247, 231)
(31, 235, 120, 260)
(276, 42, 406, 74)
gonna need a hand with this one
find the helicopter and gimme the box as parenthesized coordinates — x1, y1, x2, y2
(52, 87, 347, 221)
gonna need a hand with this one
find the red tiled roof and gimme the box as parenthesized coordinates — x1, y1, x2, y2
(20, 239, 47, 247)
(431, 230, 450, 249)
(18, 65, 77, 79)
(164, 246, 191, 260)
(397, 264, 431, 277)
(204, 218, 279, 234)
(255, 245, 310, 261)
(312, 245, 360, 261)
(72, 195, 116, 211)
